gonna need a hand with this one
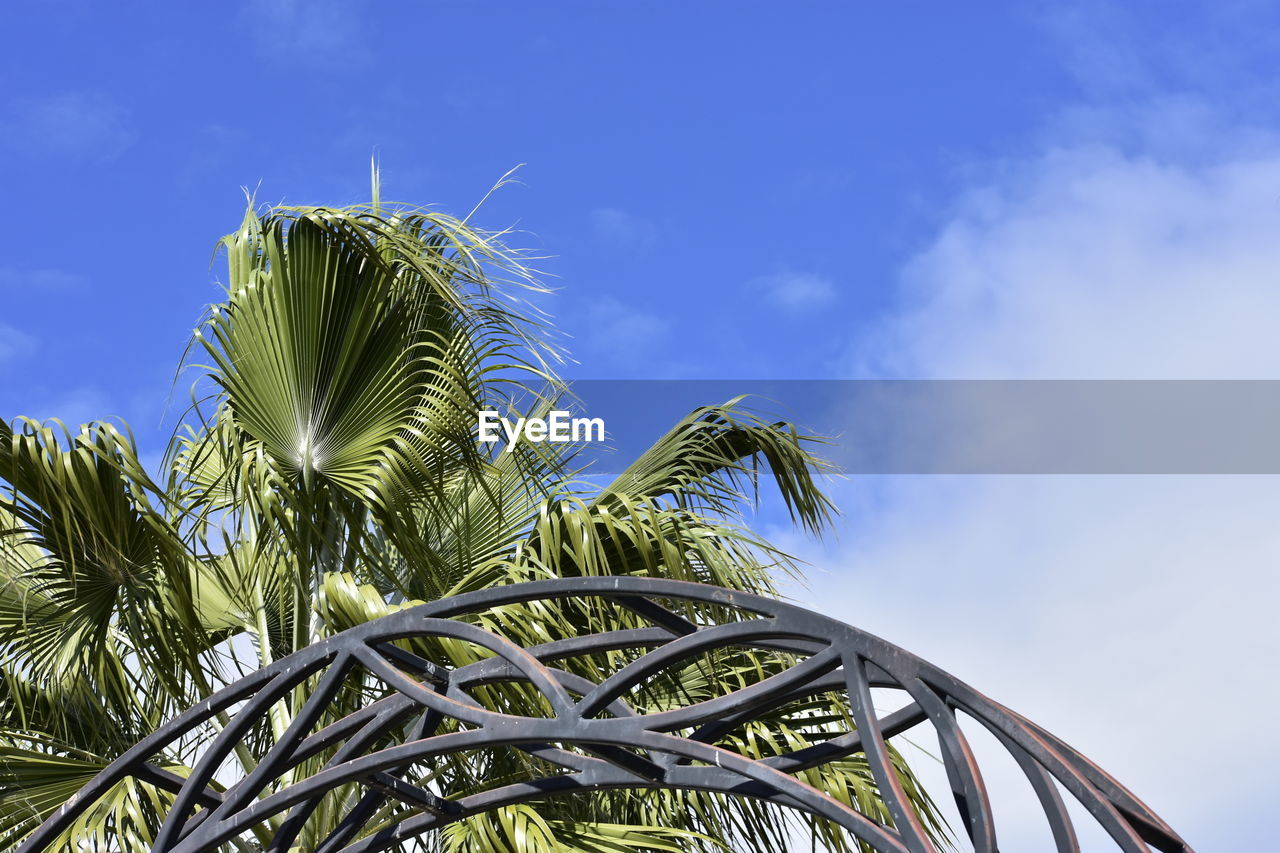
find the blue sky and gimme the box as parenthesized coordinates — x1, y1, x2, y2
(1, 1, 1086, 430)
(4, 2, 1280, 849)
(4, 2, 1276, 409)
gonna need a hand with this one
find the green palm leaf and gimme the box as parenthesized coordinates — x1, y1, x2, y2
(0, 179, 944, 853)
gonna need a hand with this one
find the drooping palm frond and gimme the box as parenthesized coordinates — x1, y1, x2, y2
(593, 399, 837, 534)
(0, 419, 219, 849)
(0, 419, 205, 710)
(0, 735, 179, 852)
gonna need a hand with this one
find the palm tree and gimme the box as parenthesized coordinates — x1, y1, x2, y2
(0, 172, 943, 852)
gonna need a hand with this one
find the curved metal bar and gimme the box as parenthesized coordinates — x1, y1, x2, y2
(15, 660, 299, 853)
(639, 645, 843, 733)
(842, 653, 935, 853)
(381, 617, 578, 717)
(15, 577, 1192, 853)
(330, 742, 924, 853)
(154, 659, 342, 852)
(1013, 709, 1184, 846)
(171, 725, 914, 853)
(977, 714, 1082, 852)
(573, 618, 790, 717)
(264, 699, 428, 853)
(923, 676, 1161, 853)
(904, 677, 995, 852)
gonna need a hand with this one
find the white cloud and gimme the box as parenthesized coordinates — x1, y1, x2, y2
(5, 385, 113, 428)
(582, 296, 669, 367)
(749, 270, 837, 314)
(782, 474, 1280, 848)
(0, 92, 136, 161)
(590, 208, 658, 251)
(0, 267, 87, 291)
(850, 146, 1280, 379)
(0, 324, 35, 366)
(817, 86, 1280, 850)
(240, 0, 371, 65)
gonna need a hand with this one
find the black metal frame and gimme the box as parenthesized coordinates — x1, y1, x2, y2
(19, 577, 1191, 852)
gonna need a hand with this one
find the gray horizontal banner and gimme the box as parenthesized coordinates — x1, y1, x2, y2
(491, 380, 1280, 474)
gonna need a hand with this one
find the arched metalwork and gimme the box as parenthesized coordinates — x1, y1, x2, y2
(19, 578, 1191, 852)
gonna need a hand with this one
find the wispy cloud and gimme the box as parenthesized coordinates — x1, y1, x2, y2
(0, 92, 136, 161)
(748, 270, 837, 314)
(590, 208, 658, 251)
(1031, 3, 1280, 163)
(0, 266, 87, 291)
(835, 156, 1280, 842)
(849, 146, 1280, 379)
(2, 384, 115, 428)
(176, 124, 250, 189)
(240, 0, 372, 66)
(819, 8, 1280, 849)
(0, 324, 35, 367)
(780, 473, 1280, 849)
(36, 386, 115, 428)
(582, 296, 669, 367)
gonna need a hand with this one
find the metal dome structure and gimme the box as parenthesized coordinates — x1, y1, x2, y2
(19, 577, 1191, 853)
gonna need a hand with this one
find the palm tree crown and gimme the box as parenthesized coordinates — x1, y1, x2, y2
(0, 177, 942, 851)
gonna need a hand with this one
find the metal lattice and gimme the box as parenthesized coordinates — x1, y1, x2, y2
(19, 577, 1191, 853)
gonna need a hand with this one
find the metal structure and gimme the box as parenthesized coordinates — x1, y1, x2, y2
(20, 577, 1191, 852)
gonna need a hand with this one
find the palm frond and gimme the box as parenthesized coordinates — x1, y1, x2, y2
(0, 419, 206, 714)
(0, 183, 945, 853)
(595, 399, 837, 534)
